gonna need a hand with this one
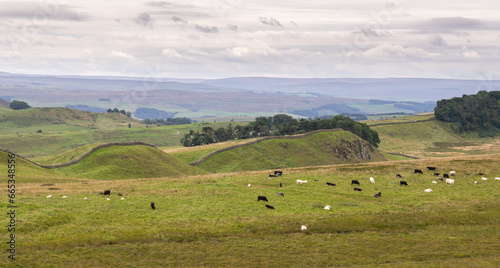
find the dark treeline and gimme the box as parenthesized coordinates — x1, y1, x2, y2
(143, 118, 192, 125)
(180, 114, 380, 147)
(434, 90, 500, 137)
(107, 108, 131, 118)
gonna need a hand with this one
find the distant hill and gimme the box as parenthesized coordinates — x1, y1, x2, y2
(194, 130, 387, 173)
(0, 98, 9, 107)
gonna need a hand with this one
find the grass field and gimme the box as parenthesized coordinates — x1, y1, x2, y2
(2, 109, 500, 267)
(1, 151, 499, 267)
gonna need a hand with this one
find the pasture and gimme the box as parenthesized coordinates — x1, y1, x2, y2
(2, 152, 499, 267)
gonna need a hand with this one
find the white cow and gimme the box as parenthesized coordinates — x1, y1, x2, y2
(445, 179, 455, 185)
(370, 177, 375, 184)
(424, 189, 433, 192)
(495, 177, 500, 180)
(324, 205, 331, 210)
(46, 195, 52, 198)
(481, 177, 488, 181)
(432, 180, 437, 184)
(301, 225, 307, 231)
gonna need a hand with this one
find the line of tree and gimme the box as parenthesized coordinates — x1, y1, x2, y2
(107, 108, 131, 117)
(434, 90, 500, 137)
(180, 114, 380, 147)
(143, 117, 192, 125)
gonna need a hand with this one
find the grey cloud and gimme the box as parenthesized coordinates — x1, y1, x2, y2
(0, 1, 89, 21)
(134, 13, 155, 28)
(419, 17, 484, 33)
(427, 34, 447, 47)
(259, 17, 282, 27)
(172, 16, 187, 24)
(227, 24, 238, 31)
(194, 24, 219, 33)
(146, 1, 174, 7)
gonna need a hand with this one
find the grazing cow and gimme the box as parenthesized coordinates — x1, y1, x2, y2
(414, 169, 423, 174)
(354, 188, 363, 191)
(269, 174, 277, 178)
(449, 171, 456, 176)
(432, 181, 437, 184)
(248, 184, 251, 187)
(296, 180, 308, 184)
(257, 196, 269, 202)
(396, 174, 402, 178)
(478, 173, 485, 176)
(443, 174, 449, 178)
(84, 197, 87, 200)
(437, 177, 444, 181)
(150, 202, 155, 210)
(324, 205, 331, 210)
(481, 177, 488, 181)
(106, 198, 110, 201)
(445, 178, 455, 185)
(495, 177, 500, 180)
(370, 177, 375, 184)
(274, 171, 283, 176)
(427, 167, 436, 171)
(62, 196, 67, 199)
(103, 190, 111, 196)
(351, 180, 360, 185)
(424, 189, 433, 192)
(374, 192, 382, 198)
(265, 204, 275, 209)
(121, 197, 125, 200)
(280, 182, 283, 187)
(301, 225, 307, 231)
(46, 195, 52, 198)
(400, 181, 408, 186)
(433, 173, 440, 176)
(277, 192, 284, 197)
(326, 182, 336, 186)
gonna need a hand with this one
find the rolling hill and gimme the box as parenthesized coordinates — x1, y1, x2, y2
(194, 130, 387, 173)
(52, 143, 206, 179)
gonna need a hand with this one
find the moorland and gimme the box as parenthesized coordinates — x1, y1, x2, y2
(1, 107, 499, 267)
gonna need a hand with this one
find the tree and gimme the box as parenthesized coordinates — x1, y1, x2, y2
(9, 100, 31, 110)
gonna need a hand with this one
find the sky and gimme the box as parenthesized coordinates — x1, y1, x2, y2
(0, 0, 499, 79)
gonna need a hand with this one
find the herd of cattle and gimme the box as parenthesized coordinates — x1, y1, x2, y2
(255, 167, 500, 220)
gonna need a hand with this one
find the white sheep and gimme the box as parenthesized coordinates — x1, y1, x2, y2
(474, 181, 478, 184)
(449, 171, 456, 175)
(324, 205, 331, 210)
(106, 198, 110, 201)
(424, 188, 433, 192)
(62, 196, 67, 198)
(481, 177, 488, 181)
(301, 225, 307, 231)
(432, 180, 437, 184)
(495, 177, 500, 180)
(445, 178, 455, 185)
(296, 180, 303, 184)
(46, 195, 52, 198)
(247, 184, 251, 187)
(370, 177, 375, 184)
(84, 197, 87, 200)
(121, 197, 125, 200)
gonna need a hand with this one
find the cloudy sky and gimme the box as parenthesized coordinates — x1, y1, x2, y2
(0, 0, 499, 79)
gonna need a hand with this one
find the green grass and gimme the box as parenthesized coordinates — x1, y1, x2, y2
(1, 153, 499, 267)
(196, 131, 387, 173)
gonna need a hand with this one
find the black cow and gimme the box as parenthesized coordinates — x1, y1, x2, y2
(103, 190, 111, 195)
(396, 174, 402, 178)
(400, 180, 408, 186)
(277, 192, 284, 197)
(265, 204, 275, 209)
(326, 182, 336, 186)
(257, 196, 269, 202)
(478, 173, 485, 176)
(280, 182, 283, 188)
(269, 174, 277, 177)
(414, 169, 423, 174)
(443, 174, 449, 178)
(374, 192, 382, 198)
(433, 172, 440, 176)
(351, 180, 360, 185)
(354, 188, 363, 191)
(150, 202, 155, 210)
(427, 166, 436, 171)
(437, 177, 444, 181)
(274, 171, 283, 176)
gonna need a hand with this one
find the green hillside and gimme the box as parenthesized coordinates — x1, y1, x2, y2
(53, 144, 206, 179)
(195, 130, 387, 173)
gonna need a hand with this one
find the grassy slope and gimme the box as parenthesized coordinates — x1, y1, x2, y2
(196, 131, 387, 173)
(53, 145, 206, 180)
(2, 154, 499, 267)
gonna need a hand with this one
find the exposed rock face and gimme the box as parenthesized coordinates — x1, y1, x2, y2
(326, 138, 382, 162)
